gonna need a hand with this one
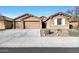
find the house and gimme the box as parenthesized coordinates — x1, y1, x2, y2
(13, 12, 79, 30)
(39, 12, 79, 35)
(0, 16, 13, 30)
(13, 14, 42, 29)
(44, 12, 73, 30)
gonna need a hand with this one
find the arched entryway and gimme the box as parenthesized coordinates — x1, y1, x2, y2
(42, 22, 46, 28)
(69, 25, 73, 29)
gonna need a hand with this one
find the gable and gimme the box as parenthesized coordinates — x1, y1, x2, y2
(46, 14, 69, 26)
(45, 12, 72, 22)
(23, 17, 41, 21)
(14, 14, 41, 21)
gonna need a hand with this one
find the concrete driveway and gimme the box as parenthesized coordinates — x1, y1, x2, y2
(0, 29, 79, 47)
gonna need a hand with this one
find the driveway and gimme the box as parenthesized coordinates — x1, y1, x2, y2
(0, 29, 79, 47)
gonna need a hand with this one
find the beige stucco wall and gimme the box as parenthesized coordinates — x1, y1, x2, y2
(46, 15, 70, 29)
(0, 21, 5, 29)
(23, 17, 41, 21)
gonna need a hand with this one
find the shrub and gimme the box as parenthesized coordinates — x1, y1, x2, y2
(68, 29, 79, 36)
(40, 29, 50, 36)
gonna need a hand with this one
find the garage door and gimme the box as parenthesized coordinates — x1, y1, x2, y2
(24, 21, 41, 29)
(15, 22, 22, 29)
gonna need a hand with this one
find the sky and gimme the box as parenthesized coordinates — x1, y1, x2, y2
(0, 6, 75, 18)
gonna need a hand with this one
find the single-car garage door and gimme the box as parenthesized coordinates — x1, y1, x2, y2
(15, 22, 22, 29)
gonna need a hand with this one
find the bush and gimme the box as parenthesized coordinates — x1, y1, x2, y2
(40, 29, 50, 36)
(68, 29, 79, 36)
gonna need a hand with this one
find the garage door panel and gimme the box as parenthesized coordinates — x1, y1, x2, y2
(24, 22, 40, 29)
(15, 22, 22, 29)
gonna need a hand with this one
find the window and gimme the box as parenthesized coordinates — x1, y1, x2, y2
(57, 18, 62, 25)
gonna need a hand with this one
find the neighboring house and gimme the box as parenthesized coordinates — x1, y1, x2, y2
(13, 14, 42, 29)
(0, 16, 13, 30)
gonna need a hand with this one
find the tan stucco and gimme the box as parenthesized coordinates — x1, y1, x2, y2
(46, 14, 70, 29)
(0, 16, 13, 30)
(0, 21, 5, 29)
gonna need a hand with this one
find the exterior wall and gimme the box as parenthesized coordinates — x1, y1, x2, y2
(23, 17, 41, 21)
(46, 15, 69, 29)
(0, 21, 5, 29)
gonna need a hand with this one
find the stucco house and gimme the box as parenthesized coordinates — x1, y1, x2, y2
(42, 12, 79, 30)
(44, 12, 72, 29)
(40, 12, 79, 36)
(13, 14, 42, 29)
(13, 12, 79, 30)
(0, 16, 13, 30)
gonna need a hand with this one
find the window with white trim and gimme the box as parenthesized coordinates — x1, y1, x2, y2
(57, 18, 62, 25)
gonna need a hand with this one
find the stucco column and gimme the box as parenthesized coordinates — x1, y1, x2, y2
(40, 20, 42, 29)
(21, 21, 24, 29)
(13, 20, 15, 29)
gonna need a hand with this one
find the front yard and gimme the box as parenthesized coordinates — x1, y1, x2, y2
(40, 29, 79, 37)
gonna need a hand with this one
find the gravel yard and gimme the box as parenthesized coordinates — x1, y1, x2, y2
(0, 29, 79, 47)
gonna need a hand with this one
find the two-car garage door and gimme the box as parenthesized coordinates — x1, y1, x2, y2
(24, 21, 41, 29)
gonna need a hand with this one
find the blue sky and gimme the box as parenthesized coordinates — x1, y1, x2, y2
(0, 6, 74, 18)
